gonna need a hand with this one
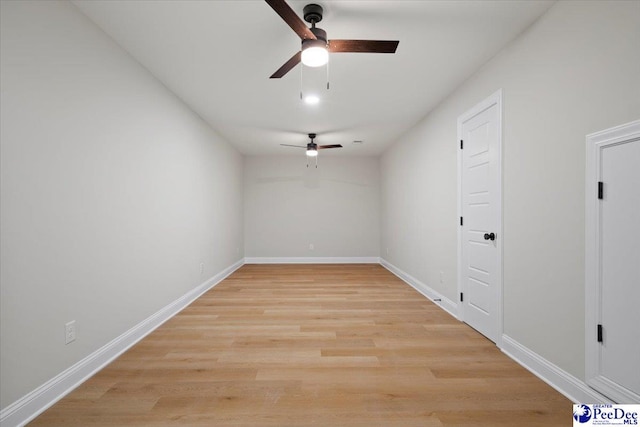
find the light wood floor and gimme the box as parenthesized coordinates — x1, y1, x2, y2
(31, 264, 570, 426)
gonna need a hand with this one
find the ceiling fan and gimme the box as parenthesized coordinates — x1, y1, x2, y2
(281, 133, 342, 166)
(265, 0, 399, 78)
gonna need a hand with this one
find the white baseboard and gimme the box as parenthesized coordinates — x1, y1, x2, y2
(244, 257, 380, 264)
(379, 258, 459, 319)
(378, 260, 608, 404)
(0, 259, 244, 427)
(3, 259, 608, 426)
(501, 335, 611, 404)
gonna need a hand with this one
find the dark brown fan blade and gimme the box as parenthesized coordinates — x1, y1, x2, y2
(280, 144, 307, 148)
(328, 40, 399, 53)
(318, 144, 343, 149)
(265, 0, 316, 40)
(270, 51, 301, 78)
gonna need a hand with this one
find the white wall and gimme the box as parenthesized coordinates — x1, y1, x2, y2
(0, 0, 243, 409)
(245, 155, 380, 259)
(381, 0, 640, 380)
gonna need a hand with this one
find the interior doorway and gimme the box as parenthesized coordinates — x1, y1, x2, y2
(457, 90, 503, 344)
(585, 120, 640, 403)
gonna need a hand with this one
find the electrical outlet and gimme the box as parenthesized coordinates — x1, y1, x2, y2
(386, 247, 390, 255)
(309, 243, 314, 250)
(65, 320, 76, 345)
(439, 271, 444, 284)
(200, 262, 204, 276)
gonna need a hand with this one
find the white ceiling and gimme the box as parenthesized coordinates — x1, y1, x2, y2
(73, 0, 554, 156)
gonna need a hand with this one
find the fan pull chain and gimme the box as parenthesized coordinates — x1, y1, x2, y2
(326, 58, 330, 90)
(299, 61, 304, 101)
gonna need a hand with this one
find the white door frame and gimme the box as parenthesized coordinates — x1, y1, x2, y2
(585, 119, 640, 403)
(457, 89, 503, 347)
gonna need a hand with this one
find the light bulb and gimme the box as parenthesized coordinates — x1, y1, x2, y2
(304, 95, 320, 105)
(301, 43, 328, 67)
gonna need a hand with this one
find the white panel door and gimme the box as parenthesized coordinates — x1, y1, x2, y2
(586, 120, 640, 403)
(458, 91, 502, 343)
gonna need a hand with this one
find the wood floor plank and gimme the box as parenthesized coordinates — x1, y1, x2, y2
(30, 264, 570, 426)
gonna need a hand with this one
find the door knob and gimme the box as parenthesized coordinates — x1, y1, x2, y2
(484, 232, 496, 241)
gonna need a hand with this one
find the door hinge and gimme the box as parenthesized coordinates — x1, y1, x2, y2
(597, 324, 603, 343)
(598, 181, 604, 200)
(460, 216, 463, 226)
(460, 292, 464, 302)
(460, 139, 464, 149)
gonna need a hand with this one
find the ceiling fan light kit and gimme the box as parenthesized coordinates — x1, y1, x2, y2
(306, 146, 318, 157)
(301, 41, 328, 67)
(301, 19, 328, 67)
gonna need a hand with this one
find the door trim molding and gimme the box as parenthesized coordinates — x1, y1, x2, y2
(456, 89, 503, 347)
(585, 119, 640, 403)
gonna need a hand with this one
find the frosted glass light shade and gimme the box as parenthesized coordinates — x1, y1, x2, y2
(301, 42, 328, 67)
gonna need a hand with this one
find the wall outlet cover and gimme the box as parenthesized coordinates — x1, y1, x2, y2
(65, 320, 76, 345)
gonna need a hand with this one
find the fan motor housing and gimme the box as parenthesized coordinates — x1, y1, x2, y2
(310, 27, 327, 42)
